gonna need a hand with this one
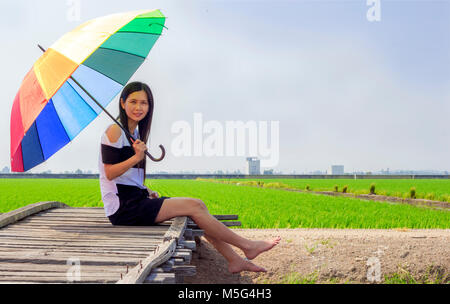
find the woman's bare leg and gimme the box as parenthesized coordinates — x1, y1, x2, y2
(154, 197, 281, 260)
(203, 233, 267, 273)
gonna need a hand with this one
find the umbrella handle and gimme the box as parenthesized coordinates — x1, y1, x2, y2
(145, 145, 165, 162)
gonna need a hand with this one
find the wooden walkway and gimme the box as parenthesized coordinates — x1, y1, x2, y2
(0, 202, 240, 284)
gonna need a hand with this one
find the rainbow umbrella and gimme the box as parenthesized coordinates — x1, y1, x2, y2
(10, 9, 167, 172)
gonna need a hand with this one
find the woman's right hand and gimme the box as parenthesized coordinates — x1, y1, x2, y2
(132, 139, 148, 162)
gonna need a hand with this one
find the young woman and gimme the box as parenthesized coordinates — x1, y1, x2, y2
(99, 81, 281, 274)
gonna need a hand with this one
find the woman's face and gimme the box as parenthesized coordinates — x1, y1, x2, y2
(121, 90, 149, 123)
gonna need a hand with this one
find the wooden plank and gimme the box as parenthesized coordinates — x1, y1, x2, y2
(0, 231, 166, 240)
(8, 221, 170, 231)
(164, 217, 187, 242)
(187, 215, 238, 225)
(14, 223, 168, 232)
(0, 244, 161, 252)
(0, 271, 122, 278)
(0, 241, 159, 249)
(0, 227, 169, 235)
(39, 209, 104, 213)
(0, 237, 163, 248)
(0, 275, 118, 283)
(0, 247, 147, 257)
(214, 215, 239, 220)
(184, 228, 193, 240)
(0, 237, 163, 246)
(0, 243, 159, 252)
(20, 217, 111, 223)
(117, 239, 176, 284)
(10, 223, 129, 229)
(32, 214, 109, 219)
(0, 247, 152, 257)
(152, 265, 196, 277)
(173, 250, 192, 264)
(180, 240, 196, 251)
(0, 262, 127, 274)
(188, 221, 242, 228)
(192, 229, 204, 238)
(0, 239, 161, 248)
(0, 202, 69, 228)
(0, 251, 144, 266)
(43, 208, 105, 213)
(172, 265, 196, 277)
(144, 272, 176, 284)
(4, 223, 169, 232)
(0, 235, 163, 243)
(117, 217, 187, 284)
(30, 214, 173, 226)
(173, 258, 186, 265)
(0, 244, 154, 254)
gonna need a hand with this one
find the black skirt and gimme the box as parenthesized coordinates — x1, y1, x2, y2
(108, 184, 170, 226)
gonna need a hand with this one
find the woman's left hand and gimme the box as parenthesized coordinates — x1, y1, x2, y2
(149, 191, 160, 199)
(145, 186, 159, 199)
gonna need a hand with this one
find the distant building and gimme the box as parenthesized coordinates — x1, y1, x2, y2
(246, 157, 260, 175)
(328, 165, 344, 175)
(263, 169, 274, 175)
(1, 166, 10, 173)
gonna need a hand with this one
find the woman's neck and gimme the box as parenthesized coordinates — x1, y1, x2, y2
(128, 121, 138, 136)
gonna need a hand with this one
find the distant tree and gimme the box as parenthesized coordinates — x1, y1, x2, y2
(75, 169, 82, 174)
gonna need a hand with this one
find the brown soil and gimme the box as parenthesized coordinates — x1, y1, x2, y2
(183, 228, 450, 284)
(296, 190, 450, 210)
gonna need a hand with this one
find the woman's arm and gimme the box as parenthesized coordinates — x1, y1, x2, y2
(103, 125, 147, 181)
(104, 155, 141, 181)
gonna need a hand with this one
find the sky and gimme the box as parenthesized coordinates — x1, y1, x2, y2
(1, 0, 449, 174)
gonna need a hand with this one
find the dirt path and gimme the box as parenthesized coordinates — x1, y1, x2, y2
(293, 189, 450, 210)
(183, 228, 449, 284)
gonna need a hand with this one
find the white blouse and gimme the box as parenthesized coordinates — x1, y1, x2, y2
(98, 125, 146, 217)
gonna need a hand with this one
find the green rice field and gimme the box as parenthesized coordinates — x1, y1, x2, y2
(217, 178, 450, 202)
(0, 178, 448, 229)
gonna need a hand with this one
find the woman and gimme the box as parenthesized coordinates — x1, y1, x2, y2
(99, 81, 281, 274)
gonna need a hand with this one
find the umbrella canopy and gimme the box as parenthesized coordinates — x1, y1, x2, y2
(10, 9, 166, 172)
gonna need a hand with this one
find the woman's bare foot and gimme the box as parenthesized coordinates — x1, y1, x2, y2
(244, 236, 281, 260)
(228, 257, 267, 274)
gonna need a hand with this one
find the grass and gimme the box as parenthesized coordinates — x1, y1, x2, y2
(0, 179, 103, 213)
(1, 178, 449, 229)
(263, 267, 448, 284)
(384, 265, 449, 284)
(216, 178, 450, 203)
(275, 270, 320, 284)
(150, 179, 450, 229)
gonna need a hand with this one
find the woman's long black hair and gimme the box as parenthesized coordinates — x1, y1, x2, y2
(118, 81, 154, 182)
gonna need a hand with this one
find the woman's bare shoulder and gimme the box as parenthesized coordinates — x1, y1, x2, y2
(105, 124, 122, 143)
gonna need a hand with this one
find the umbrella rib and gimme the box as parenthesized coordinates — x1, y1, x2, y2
(97, 46, 146, 60)
(116, 31, 162, 36)
(65, 79, 99, 118)
(30, 122, 46, 168)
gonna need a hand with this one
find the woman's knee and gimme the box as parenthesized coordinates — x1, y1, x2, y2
(189, 198, 208, 215)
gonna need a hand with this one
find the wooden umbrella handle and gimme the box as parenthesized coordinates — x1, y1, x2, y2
(145, 145, 165, 162)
